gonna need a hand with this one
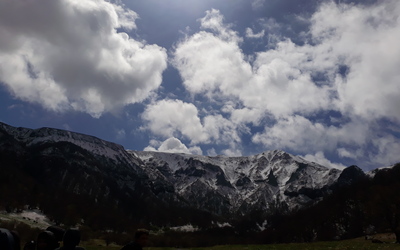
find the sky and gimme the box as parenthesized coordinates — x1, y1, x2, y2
(0, 0, 399, 171)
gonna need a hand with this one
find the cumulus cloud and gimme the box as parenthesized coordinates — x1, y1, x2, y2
(173, 9, 252, 96)
(142, 99, 242, 149)
(302, 151, 346, 170)
(0, 0, 167, 117)
(369, 135, 400, 167)
(173, 8, 332, 118)
(245, 28, 265, 39)
(309, 1, 400, 121)
(252, 115, 371, 154)
(144, 137, 202, 155)
(172, 1, 400, 169)
(203, 114, 242, 146)
(141, 99, 207, 143)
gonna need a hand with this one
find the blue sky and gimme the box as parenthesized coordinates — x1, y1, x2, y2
(1, 0, 399, 171)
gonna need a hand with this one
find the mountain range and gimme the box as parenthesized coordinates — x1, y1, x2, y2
(0, 121, 389, 236)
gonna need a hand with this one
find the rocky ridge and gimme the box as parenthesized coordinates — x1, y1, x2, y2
(0, 121, 369, 227)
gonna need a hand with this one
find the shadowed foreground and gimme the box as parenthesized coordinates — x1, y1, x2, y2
(83, 235, 400, 250)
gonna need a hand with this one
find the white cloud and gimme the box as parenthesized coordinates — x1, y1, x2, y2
(337, 148, 359, 159)
(173, 9, 333, 118)
(141, 99, 208, 143)
(229, 107, 265, 126)
(199, 9, 240, 42)
(175, 1, 400, 121)
(142, 99, 242, 149)
(144, 137, 202, 155)
(337, 148, 352, 158)
(172, 2, 400, 168)
(309, 1, 400, 121)
(259, 18, 283, 47)
(173, 9, 252, 96)
(245, 28, 265, 39)
(252, 115, 332, 153)
(0, 0, 167, 117)
(203, 114, 242, 146)
(370, 135, 400, 167)
(252, 115, 372, 154)
(251, 0, 265, 10)
(302, 151, 346, 170)
(221, 148, 243, 157)
(249, 45, 334, 117)
(207, 148, 218, 156)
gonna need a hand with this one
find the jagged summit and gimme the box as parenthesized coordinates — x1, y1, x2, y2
(131, 148, 342, 213)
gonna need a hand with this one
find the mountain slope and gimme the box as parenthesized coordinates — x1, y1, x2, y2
(130, 150, 342, 216)
(0, 121, 350, 229)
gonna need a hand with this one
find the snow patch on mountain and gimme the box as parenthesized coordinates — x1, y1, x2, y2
(366, 164, 395, 178)
(1, 209, 51, 229)
(131, 149, 342, 213)
(0, 122, 353, 217)
(0, 123, 134, 163)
